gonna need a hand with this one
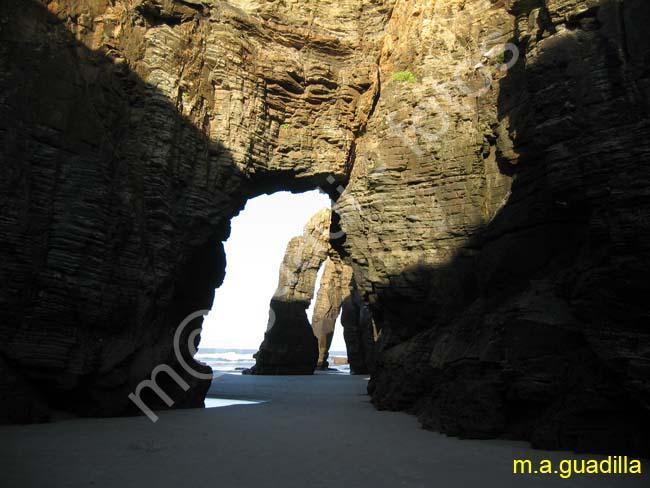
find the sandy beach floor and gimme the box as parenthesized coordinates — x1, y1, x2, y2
(1, 373, 647, 488)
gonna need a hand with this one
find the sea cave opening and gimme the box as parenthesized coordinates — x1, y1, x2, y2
(197, 189, 349, 380)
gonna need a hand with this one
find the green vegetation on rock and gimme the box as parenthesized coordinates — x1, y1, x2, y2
(392, 71, 416, 83)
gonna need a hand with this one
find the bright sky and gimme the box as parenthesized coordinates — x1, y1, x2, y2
(200, 190, 347, 352)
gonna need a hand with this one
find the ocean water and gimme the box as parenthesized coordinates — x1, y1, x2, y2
(196, 348, 257, 373)
(196, 348, 350, 374)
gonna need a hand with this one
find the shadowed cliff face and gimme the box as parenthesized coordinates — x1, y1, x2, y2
(1, 0, 649, 456)
(0, 0, 391, 419)
(341, 277, 376, 375)
(357, 0, 650, 455)
(0, 0, 243, 420)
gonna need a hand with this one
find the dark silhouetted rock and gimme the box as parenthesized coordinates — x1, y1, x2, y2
(1, 0, 649, 456)
(341, 278, 377, 375)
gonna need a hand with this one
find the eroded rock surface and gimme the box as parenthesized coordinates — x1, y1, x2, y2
(334, 0, 650, 454)
(311, 257, 353, 369)
(0, 0, 391, 418)
(248, 208, 330, 374)
(340, 278, 377, 375)
(1, 0, 649, 456)
(251, 209, 364, 374)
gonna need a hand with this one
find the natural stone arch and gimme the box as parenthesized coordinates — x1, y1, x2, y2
(0, 0, 387, 420)
(2, 0, 649, 457)
(247, 208, 331, 374)
(245, 206, 376, 375)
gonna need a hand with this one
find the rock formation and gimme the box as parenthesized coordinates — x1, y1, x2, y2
(311, 257, 353, 369)
(247, 208, 330, 374)
(250, 208, 367, 374)
(0, 0, 388, 419)
(335, 0, 650, 455)
(1, 0, 649, 456)
(340, 278, 377, 375)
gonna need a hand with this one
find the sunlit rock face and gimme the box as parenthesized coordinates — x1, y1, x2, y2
(0, 0, 391, 419)
(311, 257, 354, 370)
(335, 0, 650, 454)
(1, 0, 650, 455)
(248, 208, 330, 375)
(250, 210, 363, 375)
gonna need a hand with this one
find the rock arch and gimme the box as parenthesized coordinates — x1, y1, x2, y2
(246, 207, 374, 375)
(247, 208, 331, 375)
(0, 0, 386, 420)
(1, 0, 649, 456)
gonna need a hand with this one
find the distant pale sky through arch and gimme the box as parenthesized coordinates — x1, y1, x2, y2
(200, 190, 347, 352)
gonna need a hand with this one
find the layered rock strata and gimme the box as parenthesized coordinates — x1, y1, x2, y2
(250, 208, 369, 374)
(334, 0, 650, 454)
(247, 208, 330, 374)
(0, 0, 392, 419)
(0, 0, 649, 457)
(311, 257, 354, 369)
(340, 278, 377, 375)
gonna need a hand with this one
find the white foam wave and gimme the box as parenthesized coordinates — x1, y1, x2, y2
(196, 352, 254, 362)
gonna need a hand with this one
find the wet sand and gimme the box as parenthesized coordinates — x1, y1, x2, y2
(1, 373, 647, 488)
